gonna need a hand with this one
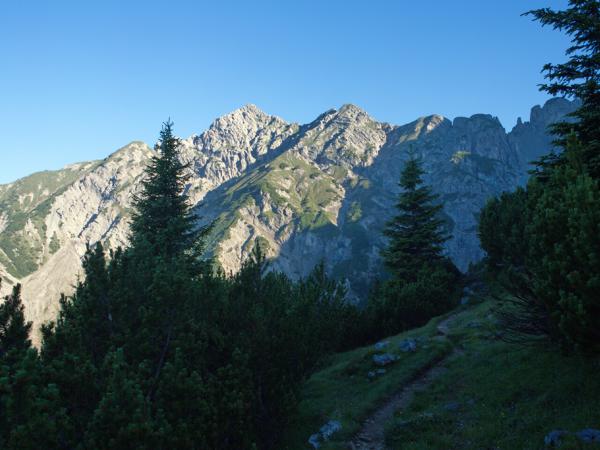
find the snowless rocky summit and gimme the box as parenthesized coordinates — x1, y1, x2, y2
(0, 98, 577, 343)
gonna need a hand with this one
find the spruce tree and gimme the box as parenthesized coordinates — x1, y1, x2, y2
(382, 156, 450, 282)
(123, 120, 208, 401)
(0, 283, 32, 360)
(527, 0, 600, 178)
(371, 156, 459, 338)
(130, 120, 204, 262)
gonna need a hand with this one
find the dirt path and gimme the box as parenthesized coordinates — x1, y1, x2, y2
(348, 314, 460, 450)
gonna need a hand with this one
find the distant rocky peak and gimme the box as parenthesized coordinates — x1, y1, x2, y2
(106, 141, 153, 162)
(293, 104, 388, 168)
(186, 103, 294, 160)
(453, 113, 504, 131)
(506, 98, 579, 182)
(387, 114, 451, 147)
(415, 114, 450, 136)
(336, 103, 371, 119)
(514, 97, 579, 132)
(207, 103, 288, 135)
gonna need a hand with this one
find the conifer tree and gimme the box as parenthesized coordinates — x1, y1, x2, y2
(527, 0, 600, 178)
(382, 156, 449, 282)
(370, 156, 459, 339)
(0, 283, 38, 449)
(130, 120, 204, 262)
(479, 1, 600, 352)
(0, 283, 31, 361)
(122, 120, 208, 401)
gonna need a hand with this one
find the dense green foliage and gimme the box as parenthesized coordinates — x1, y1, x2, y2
(381, 157, 449, 279)
(527, 164, 600, 350)
(368, 156, 459, 340)
(478, 188, 528, 269)
(479, 0, 600, 352)
(0, 122, 361, 449)
(0, 283, 31, 360)
(0, 283, 41, 447)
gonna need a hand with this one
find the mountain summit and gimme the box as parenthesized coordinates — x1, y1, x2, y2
(0, 98, 577, 343)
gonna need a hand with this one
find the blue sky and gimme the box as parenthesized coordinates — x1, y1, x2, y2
(0, 0, 570, 183)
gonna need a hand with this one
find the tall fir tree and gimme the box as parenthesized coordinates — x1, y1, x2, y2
(121, 120, 208, 401)
(369, 156, 459, 339)
(382, 156, 450, 282)
(130, 120, 204, 262)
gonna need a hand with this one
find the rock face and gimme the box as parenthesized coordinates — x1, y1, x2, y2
(0, 99, 578, 342)
(509, 97, 578, 182)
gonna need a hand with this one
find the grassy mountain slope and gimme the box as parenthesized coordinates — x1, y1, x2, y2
(0, 162, 97, 277)
(282, 297, 600, 449)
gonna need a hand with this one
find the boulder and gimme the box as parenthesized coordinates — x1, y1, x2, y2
(308, 434, 321, 449)
(544, 430, 569, 447)
(399, 338, 417, 352)
(373, 353, 398, 366)
(308, 420, 343, 448)
(576, 428, 600, 443)
(374, 340, 390, 350)
(367, 368, 387, 380)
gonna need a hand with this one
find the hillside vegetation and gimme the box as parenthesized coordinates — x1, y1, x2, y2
(1, 1, 599, 448)
(283, 294, 600, 449)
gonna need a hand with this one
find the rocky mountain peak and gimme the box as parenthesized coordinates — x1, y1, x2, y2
(337, 103, 370, 119)
(453, 113, 503, 131)
(508, 97, 579, 179)
(206, 103, 288, 136)
(173, 104, 299, 204)
(415, 114, 451, 136)
(517, 97, 578, 131)
(106, 141, 153, 161)
(237, 103, 269, 117)
(292, 104, 388, 168)
(0, 99, 580, 345)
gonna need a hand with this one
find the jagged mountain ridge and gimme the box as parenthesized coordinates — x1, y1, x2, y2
(0, 98, 577, 341)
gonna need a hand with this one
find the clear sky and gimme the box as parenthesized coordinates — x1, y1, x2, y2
(0, 0, 570, 184)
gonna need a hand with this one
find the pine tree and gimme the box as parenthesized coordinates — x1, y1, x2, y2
(41, 243, 112, 364)
(382, 156, 450, 282)
(0, 283, 32, 361)
(527, 0, 600, 178)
